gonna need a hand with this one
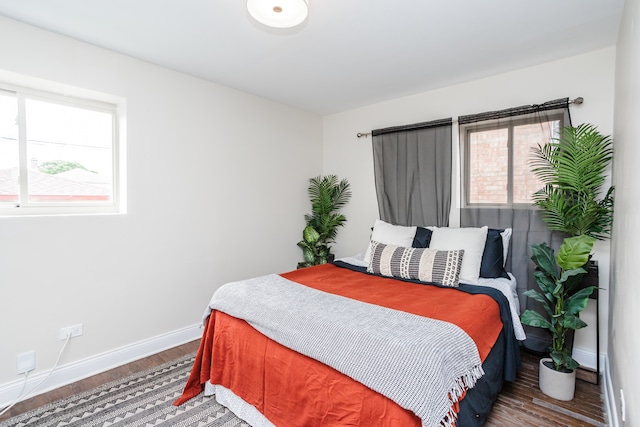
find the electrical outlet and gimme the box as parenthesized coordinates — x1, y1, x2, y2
(16, 351, 35, 375)
(59, 323, 83, 340)
(620, 389, 626, 422)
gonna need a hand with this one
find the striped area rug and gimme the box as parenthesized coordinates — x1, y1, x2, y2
(0, 353, 249, 427)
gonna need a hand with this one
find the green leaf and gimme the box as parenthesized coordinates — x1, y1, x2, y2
(302, 247, 315, 263)
(520, 310, 553, 330)
(565, 356, 580, 370)
(522, 289, 552, 316)
(563, 269, 587, 293)
(302, 225, 320, 244)
(563, 313, 588, 329)
(565, 286, 595, 315)
(522, 289, 547, 304)
(550, 350, 580, 371)
(550, 351, 565, 370)
(558, 267, 587, 290)
(556, 235, 595, 270)
(532, 270, 557, 298)
(531, 243, 559, 279)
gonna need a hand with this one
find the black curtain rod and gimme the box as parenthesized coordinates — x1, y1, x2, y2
(357, 117, 452, 139)
(371, 117, 452, 137)
(356, 96, 583, 138)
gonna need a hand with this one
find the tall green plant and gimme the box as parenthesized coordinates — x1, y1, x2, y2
(530, 123, 614, 239)
(521, 235, 596, 371)
(523, 123, 614, 372)
(297, 175, 352, 268)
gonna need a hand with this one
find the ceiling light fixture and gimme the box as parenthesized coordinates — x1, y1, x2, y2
(246, 0, 309, 28)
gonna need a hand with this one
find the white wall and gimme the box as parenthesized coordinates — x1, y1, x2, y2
(323, 48, 616, 368)
(0, 16, 322, 389)
(611, 0, 640, 424)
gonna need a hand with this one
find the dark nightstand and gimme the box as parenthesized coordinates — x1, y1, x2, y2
(576, 260, 600, 384)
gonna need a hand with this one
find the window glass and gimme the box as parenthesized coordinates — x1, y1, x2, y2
(0, 92, 19, 203)
(512, 121, 558, 204)
(0, 83, 120, 215)
(25, 99, 113, 203)
(468, 127, 508, 204)
(463, 115, 563, 207)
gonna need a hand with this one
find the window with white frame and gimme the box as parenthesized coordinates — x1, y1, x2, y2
(460, 111, 566, 207)
(0, 83, 121, 215)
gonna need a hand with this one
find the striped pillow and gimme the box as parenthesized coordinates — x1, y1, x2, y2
(367, 241, 464, 287)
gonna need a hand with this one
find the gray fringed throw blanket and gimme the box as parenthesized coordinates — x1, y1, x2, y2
(207, 274, 484, 427)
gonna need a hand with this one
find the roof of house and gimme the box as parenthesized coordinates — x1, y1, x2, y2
(0, 167, 110, 197)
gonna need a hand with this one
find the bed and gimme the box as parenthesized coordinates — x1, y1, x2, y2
(175, 223, 526, 427)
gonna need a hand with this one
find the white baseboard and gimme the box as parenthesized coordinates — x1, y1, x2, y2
(0, 323, 201, 408)
(571, 349, 618, 427)
(604, 355, 619, 427)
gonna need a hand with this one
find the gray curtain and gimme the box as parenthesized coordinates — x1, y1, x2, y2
(458, 98, 572, 353)
(460, 208, 566, 352)
(372, 118, 452, 227)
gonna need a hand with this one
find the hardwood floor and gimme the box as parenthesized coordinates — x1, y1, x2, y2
(1, 341, 606, 426)
(485, 351, 606, 426)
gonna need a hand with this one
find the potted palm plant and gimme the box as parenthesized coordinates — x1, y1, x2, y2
(522, 236, 596, 400)
(521, 123, 614, 400)
(297, 175, 352, 268)
(530, 123, 614, 239)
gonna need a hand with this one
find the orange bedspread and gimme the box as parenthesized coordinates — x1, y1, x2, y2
(175, 263, 503, 426)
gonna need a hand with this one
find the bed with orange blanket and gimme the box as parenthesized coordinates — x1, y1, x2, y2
(175, 261, 520, 426)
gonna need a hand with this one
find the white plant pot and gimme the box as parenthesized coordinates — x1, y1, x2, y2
(538, 357, 576, 401)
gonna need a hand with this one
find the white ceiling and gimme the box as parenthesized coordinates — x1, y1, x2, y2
(0, 0, 625, 115)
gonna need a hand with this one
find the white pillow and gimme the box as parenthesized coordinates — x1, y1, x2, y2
(363, 220, 417, 264)
(429, 226, 488, 285)
(501, 228, 512, 266)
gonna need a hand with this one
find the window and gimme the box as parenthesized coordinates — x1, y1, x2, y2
(460, 112, 565, 207)
(0, 83, 121, 215)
